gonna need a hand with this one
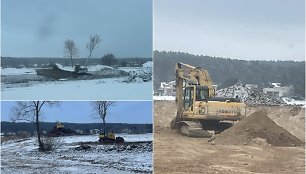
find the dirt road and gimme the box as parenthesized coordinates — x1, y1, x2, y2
(154, 101, 305, 174)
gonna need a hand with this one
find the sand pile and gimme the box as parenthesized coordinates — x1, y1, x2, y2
(213, 110, 303, 147)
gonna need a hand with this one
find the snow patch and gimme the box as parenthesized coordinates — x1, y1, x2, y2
(142, 61, 152, 68)
(153, 95, 175, 101)
(282, 97, 305, 106)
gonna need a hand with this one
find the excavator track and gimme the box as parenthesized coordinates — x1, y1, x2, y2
(178, 121, 212, 138)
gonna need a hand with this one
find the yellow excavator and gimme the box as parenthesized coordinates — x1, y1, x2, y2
(98, 130, 125, 143)
(171, 62, 246, 137)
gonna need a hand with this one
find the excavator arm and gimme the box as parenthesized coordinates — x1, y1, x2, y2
(175, 62, 215, 97)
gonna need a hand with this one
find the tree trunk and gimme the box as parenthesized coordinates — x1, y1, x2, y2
(35, 103, 44, 152)
(70, 56, 73, 68)
(85, 52, 92, 68)
(103, 118, 106, 130)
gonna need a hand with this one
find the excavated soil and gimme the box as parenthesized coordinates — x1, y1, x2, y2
(213, 110, 303, 147)
(154, 100, 305, 174)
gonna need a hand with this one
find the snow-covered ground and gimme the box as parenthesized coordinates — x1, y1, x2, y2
(1, 134, 152, 174)
(55, 64, 114, 72)
(1, 63, 152, 100)
(1, 68, 36, 75)
(1, 65, 115, 76)
(282, 97, 305, 106)
(153, 95, 175, 101)
(1, 77, 152, 100)
(61, 133, 152, 144)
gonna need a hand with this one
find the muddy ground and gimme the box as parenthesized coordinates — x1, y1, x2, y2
(154, 101, 305, 174)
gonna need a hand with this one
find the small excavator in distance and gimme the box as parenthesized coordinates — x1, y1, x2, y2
(98, 130, 124, 143)
(171, 62, 246, 137)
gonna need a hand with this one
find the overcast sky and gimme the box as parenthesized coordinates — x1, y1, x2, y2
(1, 101, 152, 124)
(1, 0, 152, 58)
(154, 0, 305, 61)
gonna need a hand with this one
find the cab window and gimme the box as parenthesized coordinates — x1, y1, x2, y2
(196, 89, 209, 101)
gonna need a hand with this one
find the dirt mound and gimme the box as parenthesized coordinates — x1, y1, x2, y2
(214, 110, 303, 147)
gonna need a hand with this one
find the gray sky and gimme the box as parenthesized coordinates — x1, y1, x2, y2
(1, 101, 152, 124)
(154, 0, 305, 61)
(2, 0, 152, 58)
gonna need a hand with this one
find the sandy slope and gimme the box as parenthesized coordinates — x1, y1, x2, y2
(154, 101, 305, 174)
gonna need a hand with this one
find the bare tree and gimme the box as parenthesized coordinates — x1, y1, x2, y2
(91, 101, 115, 129)
(85, 34, 101, 67)
(64, 39, 78, 67)
(10, 101, 60, 152)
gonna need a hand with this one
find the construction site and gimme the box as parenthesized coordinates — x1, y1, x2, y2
(154, 101, 304, 173)
(153, 63, 305, 174)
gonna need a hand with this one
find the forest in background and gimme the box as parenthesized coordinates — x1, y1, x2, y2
(1, 57, 152, 68)
(1, 121, 152, 135)
(154, 51, 305, 98)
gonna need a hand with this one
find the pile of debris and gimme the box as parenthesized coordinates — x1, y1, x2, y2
(216, 84, 287, 105)
(123, 62, 152, 83)
(213, 110, 303, 147)
(47, 122, 76, 137)
(36, 64, 129, 80)
(73, 141, 153, 153)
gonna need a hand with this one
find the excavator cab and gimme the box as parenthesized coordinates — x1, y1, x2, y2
(195, 86, 209, 101)
(183, 85, 209, 111)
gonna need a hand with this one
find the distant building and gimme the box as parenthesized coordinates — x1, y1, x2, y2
(75, 129, 83, 134)
(157, 81, 176, 96)
(90, 129, 100, 134)
(263, 84, 293, 97)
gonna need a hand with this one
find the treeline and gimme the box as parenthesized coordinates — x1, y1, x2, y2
(1, 57, 152, 68)
(1, 122, 152, 135)
(154, 51, 305, 97)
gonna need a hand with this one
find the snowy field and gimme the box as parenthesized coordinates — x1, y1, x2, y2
(1, 134, 152, 174)
(61, 133, 152, 144)
(282, 97, 306, 106)
(2, 77, 152, 100)
(1, 63, 152, 100)
(1, 68, 37, 75)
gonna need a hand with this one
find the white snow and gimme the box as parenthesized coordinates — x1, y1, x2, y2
(142, 61, 152, 68)
(54, 64, 113, 72)
(1, 68, 36, 75)
(1, 77, 152, 100)
(1, 64, 115, 76)
(271, 82, 281, 87)
(282, 97, 306, 106)
(153, 95, 175, 101)
(54, 63, 75, 72)
(1, 134, 152, 174)
(117, 67, 142, 72)
(57, 134, 152, 144)
(87, 64, 113, 71)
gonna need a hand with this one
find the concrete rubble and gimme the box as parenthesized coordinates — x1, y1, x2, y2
(216, 84, 287, 105)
